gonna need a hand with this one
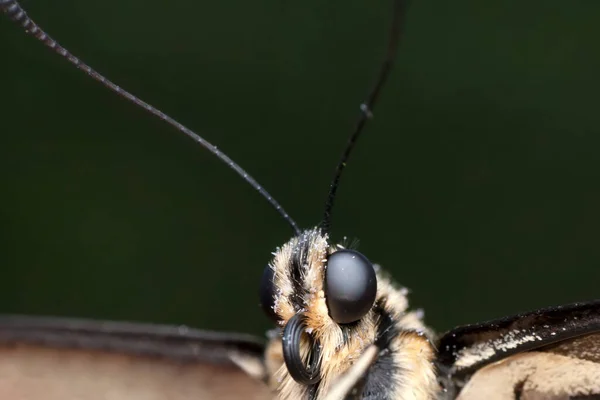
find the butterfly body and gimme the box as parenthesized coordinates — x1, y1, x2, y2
(2, 0, 600, 399)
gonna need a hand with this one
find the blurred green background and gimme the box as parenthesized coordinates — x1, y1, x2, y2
(1, 0, 599, 338)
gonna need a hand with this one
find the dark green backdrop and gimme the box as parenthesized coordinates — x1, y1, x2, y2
(1, 1, 599, 337)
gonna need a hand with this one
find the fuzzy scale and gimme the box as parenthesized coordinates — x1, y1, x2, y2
(264, 228, 439, 400)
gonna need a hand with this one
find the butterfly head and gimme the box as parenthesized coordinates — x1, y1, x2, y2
(259, 228, 423, 398)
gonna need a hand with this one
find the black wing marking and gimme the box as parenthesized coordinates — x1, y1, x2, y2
(0, 315, 272, 400)
(0, 314, 265, 365)
(436, 300, 600, 380)
(435, 301, 600, 399)
(541, 331, 600, 363)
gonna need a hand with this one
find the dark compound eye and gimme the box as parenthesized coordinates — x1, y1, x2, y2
(259, 265, 278, 321)
(325, 249, 377, 324)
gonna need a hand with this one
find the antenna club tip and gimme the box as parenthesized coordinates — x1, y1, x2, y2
(360, 103, 374, 119)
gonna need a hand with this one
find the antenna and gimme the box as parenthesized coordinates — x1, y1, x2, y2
(1, 0, 301, 236)
(321, 0, 408, 234)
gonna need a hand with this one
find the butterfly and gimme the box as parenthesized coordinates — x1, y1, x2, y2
(2, 0, 600, 399)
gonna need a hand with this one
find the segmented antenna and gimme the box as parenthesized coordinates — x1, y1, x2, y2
(1, 0, 301, 236)
(321, 0, 407, 234)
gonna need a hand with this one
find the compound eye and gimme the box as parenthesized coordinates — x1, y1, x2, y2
(259, 265, 278, 321)
(325, 249, 377, 324)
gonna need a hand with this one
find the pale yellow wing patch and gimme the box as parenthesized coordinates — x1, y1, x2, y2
(0, 345, 273, 400)
(456, 351, 600, 400)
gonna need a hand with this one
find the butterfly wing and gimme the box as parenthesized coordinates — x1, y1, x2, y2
(0, 315, 273, 400)
(437, 301, 600, 399)
(452, 345, 600, 399)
